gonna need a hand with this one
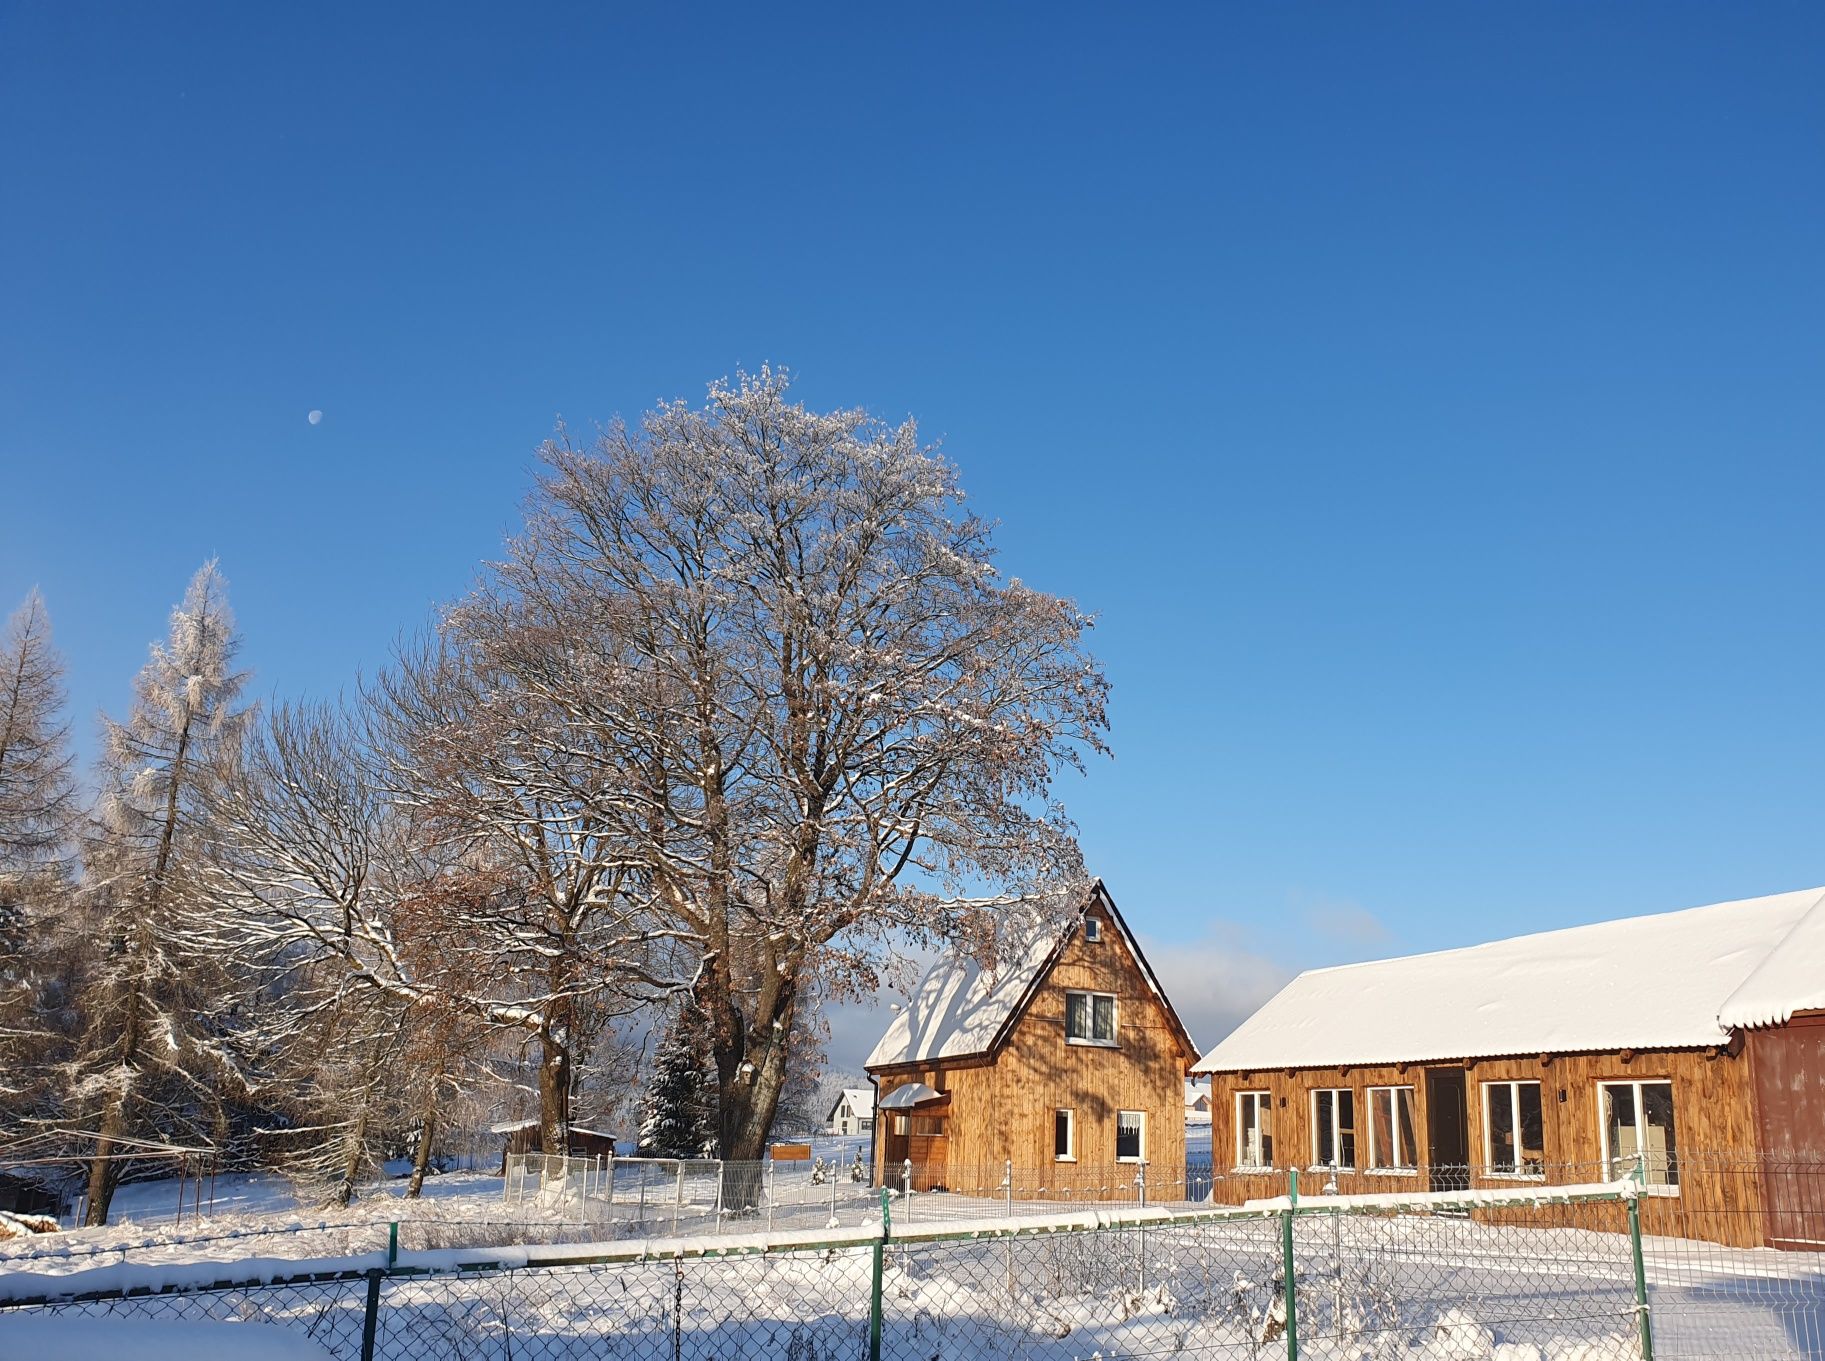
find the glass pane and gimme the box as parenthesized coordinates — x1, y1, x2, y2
(1371, 1090, 1394, 1168)
(1488, 1084, 1516, 1172)
(1093, 995, 1116, 1042)
(1336, 1090, 1356, 1167)
(1517, 1084, 1544, 1174)
(1260, 1099, 1274, 1166)
(1642, 1083, 1677, 1187)
(1605, 1084, 1639, 1180)
(1395, 1088, 1417, 1169)
(1314, 1091, 1335, 1164)
(1054, 1110, 1071, 1158)
(1065, 993, 1087, 1040)
(1116, 1112, 1142, 1160)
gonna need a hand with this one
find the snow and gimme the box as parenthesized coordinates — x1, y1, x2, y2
(0, 1317, 335, 1359)
(1197, 886, 1825, 1072)
(1719, 887, 1825, 1028)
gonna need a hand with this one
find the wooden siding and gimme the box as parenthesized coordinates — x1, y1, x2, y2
(1205, 1048, 1769, 1247)
(1747, 1013, 1825, 1250)
(872, 905, 1194, 1193)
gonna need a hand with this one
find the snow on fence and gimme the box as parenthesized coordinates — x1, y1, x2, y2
(3, 1175, 1821, 1360)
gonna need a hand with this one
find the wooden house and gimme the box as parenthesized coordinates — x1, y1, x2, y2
(864, 880, 1200, 1194)
(1194, 887, 1825, 1249)
(492, 1120, 619, 1173)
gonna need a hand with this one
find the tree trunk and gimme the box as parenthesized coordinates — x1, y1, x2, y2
(83, 1099, 127, 1226)
(406, 1108, 437, 1199)
(536, 1029, 571, 1157)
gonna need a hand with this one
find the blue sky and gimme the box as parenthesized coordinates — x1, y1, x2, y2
(4, 5, 1822, 1062)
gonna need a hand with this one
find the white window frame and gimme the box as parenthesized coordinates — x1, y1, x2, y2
(1064, 990, 1119, 1047)
(1366, 1085, 1418, 1173)
(1053, 1108, 1076, 1162)
(1598, 1079, 1679, 1191)
(1309, 1088, 1357, 1170)
(1115, 1109, 1147, 1163)
(1236, 1091, 1274, 1171)
(1083, 916, 1102, 942)
(1481, 1080, 1545, 1180)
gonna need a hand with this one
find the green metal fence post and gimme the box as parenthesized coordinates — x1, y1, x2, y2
(387, 1221, 397, 1268)
(869, 1188, 890, 1361)
(1282, 1167, 1300, 1361)
(1627, 1183, 1656, 1361)
(359, 1268, 382, 1361)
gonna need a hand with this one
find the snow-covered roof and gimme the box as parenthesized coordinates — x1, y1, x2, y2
(488, 1119, 615, 1140)
(865, 881, 1197, 1070)
(827, 1088, 875, 1118)
(865, 921, 1060, 1068)
(1196, 887, 1825, 1073)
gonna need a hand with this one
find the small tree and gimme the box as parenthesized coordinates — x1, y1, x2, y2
(638, 1001, 716, 1159)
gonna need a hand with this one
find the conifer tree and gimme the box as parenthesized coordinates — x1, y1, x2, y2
(638, 1001, 716, 1159)
(73, 561, 253, 1224)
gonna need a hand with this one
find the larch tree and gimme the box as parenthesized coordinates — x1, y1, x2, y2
(471, 369, 1108, 1186)
(0, 589, 80, 1131)
(74, 560, 253, 1224)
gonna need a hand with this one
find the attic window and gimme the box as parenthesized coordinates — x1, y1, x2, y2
(1083, 917, 1102, 942)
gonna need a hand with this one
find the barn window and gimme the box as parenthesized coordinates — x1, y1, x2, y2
(1054, 1108, 1076, 1161)
(1367, 1086, 1417, 1171)
(1115, 1110, 1146, 1162)
(1064, 991, 1117, 1045)
(1083, 916, 1102, 942)
(1483, 1081, 1545, 1177)
(1236, 1091, 1274, 1169)
(1311, 1089, 1357, 1169)
(1600, 1080, 1678, 1187)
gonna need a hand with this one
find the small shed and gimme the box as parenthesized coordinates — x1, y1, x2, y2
(493, 1121, 620, 1173)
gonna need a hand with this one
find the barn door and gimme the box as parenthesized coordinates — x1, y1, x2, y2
(1751, 1017, 1825, 1251)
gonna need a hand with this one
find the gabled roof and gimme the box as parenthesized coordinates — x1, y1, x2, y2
(1195, 887, 1825, 1074)
(865, 880, 1198, 1070)
(826, 1088, 875, 1120)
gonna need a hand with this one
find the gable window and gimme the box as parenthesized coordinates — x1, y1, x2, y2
(1054, 1109, 1076, 1161)
(1064, 990, 1117, 1045)
(1600, 1080, 1678, 1187)
(1483, 1081, 1545, 1177)
(1311, 1089, 1357, 1168)
(1083, 916, 1102, 942)
(1237, 1092, 1274, 1170)
(1115, 1110, 1146, 1162)
(1367, 1086, 1417, 1171)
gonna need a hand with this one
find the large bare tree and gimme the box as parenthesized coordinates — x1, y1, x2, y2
(467, 369, 1109, 1169)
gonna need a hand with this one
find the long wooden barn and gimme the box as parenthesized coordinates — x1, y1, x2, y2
(1194, 886, 1825, 1249)
(865, 881, 1200, 1195)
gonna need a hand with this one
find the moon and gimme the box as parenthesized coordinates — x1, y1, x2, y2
(307, 409, 323, 426)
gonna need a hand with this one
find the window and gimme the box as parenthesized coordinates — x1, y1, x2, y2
(1064, 990, 1117, 1045)
(909, 1113, 947, 1137)
(1367, 1086, 1417, 1171)
(1054, 1108, 1075, 1161)
(1483, 1081, 1545, 1177)
(1083, 916, 1102, 942)
(1600, 1081, 1678, 1187)
(1237, 1092, 1274, 1169)
(859, 1118, 873, 1132)
(1311, 1089, 1357, 1168)
(1116, 1110, 1146, 1162)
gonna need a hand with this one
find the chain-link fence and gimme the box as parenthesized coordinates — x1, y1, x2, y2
(6, 1175, 1821, 1359)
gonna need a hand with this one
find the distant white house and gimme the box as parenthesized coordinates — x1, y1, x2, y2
(1184, 1078, 1212, 1123)
(826, 1088, 875, 1137)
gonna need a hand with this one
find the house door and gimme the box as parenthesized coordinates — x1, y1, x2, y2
(1425, 1068, 1470, 1191)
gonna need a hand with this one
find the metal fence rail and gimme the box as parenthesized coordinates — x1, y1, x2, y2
(10, 1175, 1819, 1359)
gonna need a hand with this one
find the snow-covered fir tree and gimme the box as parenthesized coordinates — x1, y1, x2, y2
(638, 1001, 716, 1159)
